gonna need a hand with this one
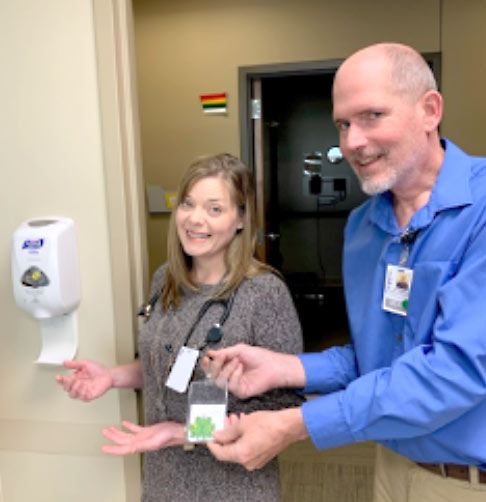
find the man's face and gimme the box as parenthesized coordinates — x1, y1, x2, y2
(332, 57, 426, 196)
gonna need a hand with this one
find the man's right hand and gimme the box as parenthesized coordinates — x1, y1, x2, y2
(202, 344, 305, 399)
(56, 359, 113, 401)
(208, 407, 308, 470)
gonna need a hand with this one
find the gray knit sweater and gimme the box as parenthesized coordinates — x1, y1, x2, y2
(138, 264, 304, 502)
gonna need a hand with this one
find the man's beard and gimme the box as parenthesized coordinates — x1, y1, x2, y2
(359, 167, 400, 195)
(349, 149, 397, 195)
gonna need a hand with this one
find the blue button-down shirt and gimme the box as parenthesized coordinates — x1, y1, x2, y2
(299, 139, 486, 468)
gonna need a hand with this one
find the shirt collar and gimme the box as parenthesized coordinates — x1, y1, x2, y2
(369, 138, 473, 235)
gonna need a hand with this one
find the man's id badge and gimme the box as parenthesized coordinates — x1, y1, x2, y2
(382, 264, 413, 316)
(166, 346, 199, 393)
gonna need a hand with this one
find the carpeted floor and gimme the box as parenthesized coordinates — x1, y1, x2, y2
(278, 287, 376, 501)
(279, 440, 376, 502)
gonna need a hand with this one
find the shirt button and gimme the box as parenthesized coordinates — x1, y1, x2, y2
(397, 334, 403, 342)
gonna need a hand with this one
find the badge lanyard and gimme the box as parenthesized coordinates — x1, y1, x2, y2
(398, 229, 420, 266)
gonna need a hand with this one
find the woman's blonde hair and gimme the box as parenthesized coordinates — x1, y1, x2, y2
(161, 153, 274, 310)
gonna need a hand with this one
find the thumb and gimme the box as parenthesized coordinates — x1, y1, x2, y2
(212, 420, 242, 445)
(63, 360, 83, 370)
(206, 437, 243, 464)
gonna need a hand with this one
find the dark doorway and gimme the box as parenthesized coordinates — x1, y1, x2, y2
(260, 72, 366, 350)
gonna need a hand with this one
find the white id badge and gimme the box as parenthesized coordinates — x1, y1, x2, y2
(186, 380, 227, 443)
(165, 346, 199, 393)
(382, 264, 414, 316)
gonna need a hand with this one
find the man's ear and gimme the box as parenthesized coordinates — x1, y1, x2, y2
(421, 90, 443, 132)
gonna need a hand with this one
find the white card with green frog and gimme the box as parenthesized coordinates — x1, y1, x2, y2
(186, 380, 227, 443)
(187, 403, 226, 442)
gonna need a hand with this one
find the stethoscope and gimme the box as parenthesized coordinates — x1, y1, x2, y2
(138, 290, 163, 322)
(138, 288, 237, 353)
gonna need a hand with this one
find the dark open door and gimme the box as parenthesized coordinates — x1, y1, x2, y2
(251, 78, 267, 262)
(251, 78, 282, 266)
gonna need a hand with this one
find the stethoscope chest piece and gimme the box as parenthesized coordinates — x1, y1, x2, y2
(206, 324, 222, 344)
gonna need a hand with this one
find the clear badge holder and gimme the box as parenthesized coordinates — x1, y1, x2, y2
(186, 379, 227, 443)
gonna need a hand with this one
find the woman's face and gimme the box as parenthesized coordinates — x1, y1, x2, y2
(175, 176, 243, 266)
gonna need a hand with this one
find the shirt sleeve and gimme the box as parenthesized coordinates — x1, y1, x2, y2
(298, 344, 358, 394)
(301, 223, 486, 450)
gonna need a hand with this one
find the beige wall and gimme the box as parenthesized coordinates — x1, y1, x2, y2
(133, 0, 442, 274)
(133, 0, 486, 276)
(0, 1, 143, 500)
(441, 0, 486, 154)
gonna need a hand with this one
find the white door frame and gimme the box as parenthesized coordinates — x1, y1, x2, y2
(92, 1, 148, 499)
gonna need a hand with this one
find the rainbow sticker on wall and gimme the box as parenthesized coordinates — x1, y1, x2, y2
(200, 93, 227, 114)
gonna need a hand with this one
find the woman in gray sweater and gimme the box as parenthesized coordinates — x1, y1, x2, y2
(56, 154, 303, 501)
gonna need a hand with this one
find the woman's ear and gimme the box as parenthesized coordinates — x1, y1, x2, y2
(236, 214, 244, 234)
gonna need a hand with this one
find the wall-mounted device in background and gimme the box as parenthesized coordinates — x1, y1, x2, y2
(303, 151, 324, 195)
(11, 217, 81, 365)
(302, 148, 348, 206)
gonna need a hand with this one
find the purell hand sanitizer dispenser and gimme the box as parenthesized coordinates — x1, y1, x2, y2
(12, 217, 81, 365)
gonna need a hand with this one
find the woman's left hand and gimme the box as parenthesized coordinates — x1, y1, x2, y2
(102, 420, 186, 455)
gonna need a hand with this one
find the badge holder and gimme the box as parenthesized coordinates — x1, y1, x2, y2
(186, 379, 227, 444)
(382, 264, 414, 316)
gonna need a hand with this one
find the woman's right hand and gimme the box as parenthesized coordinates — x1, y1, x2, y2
(102, 421, 186, 455)
(56, 359, 114, 401)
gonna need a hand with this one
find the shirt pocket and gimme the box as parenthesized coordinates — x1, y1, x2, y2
(403, 260, 459, 346)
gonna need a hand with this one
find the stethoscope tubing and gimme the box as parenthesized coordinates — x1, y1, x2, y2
(138, 287, 238, 351)
(182, 290, 237, 348)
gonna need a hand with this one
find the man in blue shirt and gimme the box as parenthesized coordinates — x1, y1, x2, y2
(203, 42, 486, 501)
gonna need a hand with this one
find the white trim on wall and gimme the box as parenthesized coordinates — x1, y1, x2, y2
(92, 0, 148, 499)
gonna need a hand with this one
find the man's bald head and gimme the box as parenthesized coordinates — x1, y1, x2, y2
(334, 43, 437, 103)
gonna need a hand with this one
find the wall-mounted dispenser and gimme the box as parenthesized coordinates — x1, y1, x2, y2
(11, 217, 80, 365)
